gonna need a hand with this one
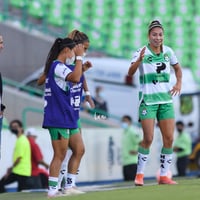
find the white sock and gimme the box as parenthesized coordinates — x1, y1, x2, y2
(160, 153, 172, 176)
(72, 174, 77, 187)
(136, 152, 149, 174)
(57, 168, 67, 189)
(48, 177, 58, 196)
(65, 173, 76, 189)
(58, 149, 72, 189)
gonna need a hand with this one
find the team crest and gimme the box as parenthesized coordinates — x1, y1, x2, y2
(164, 53, 169, 62)
(142, 108, 147, 116)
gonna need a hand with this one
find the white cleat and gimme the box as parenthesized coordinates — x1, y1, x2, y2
(47, 190, 65, 198)
(63, 187, 85, 196)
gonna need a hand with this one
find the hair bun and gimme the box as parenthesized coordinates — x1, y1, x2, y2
(148, 20, 163, 32)
(57, 38, 63, 43)
(150, 20, 161, 25)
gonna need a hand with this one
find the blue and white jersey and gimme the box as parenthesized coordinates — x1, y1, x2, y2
(67, 64, 84, 120)
(42, 60, 79, 128)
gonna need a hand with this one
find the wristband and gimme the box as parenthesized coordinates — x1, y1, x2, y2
(76, 56, 83, 61)
(85, 91, 91, 96)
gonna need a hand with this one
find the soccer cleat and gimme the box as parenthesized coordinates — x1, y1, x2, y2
(134, 174, 144, 186)
(47, 190, 64, 198)
(158, 176, 177, 185)
(63, 187, 85, 195)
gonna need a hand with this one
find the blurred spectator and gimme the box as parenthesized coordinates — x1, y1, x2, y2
(173, 121, 192, 176)
(187, 122, 199, 149)
(121, 115, 142, 181)
(0, 34, 3, 52)
(93, 86, 108, 117)
(26, 128, 49, 189)
(188, 137, 200, 176)
(0, 34, 5, 158)
(0, 119, 31, 193)
(81, 86, 109, 117)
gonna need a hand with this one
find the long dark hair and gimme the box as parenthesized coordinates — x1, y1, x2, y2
(37, 37, 76, 85)
(67, 30, 89, 44)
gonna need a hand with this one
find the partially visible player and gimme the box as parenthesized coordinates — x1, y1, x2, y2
(58, 30, 94, 194)
(0, 34, 5, 159)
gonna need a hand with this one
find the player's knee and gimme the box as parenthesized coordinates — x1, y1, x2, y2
(163, 136, 173, 147)
(143, 136, 153, 147)
(74, 146, 85, 158)
(56, 149, 67, 161)
(78, 146, 85, 157)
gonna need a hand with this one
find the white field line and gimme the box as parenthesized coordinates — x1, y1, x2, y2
(80, 182, 157, 192)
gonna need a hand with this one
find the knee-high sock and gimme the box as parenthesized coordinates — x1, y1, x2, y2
(57, 149, 72, 189)
(65, 173, 76, 189)
(160, 147, 173, 177)
(48, 177, 58, 196)
(136, 146, 150, 175)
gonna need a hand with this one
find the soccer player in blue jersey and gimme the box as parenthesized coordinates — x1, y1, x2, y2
(128, 20, 182, 186)
(37, 37, 85, 198)
(58, 30, 94, 195)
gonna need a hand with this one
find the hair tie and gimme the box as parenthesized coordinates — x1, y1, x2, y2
(57, 38, 62, 43)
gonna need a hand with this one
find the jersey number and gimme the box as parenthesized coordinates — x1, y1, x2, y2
(71, 96, 80, 107)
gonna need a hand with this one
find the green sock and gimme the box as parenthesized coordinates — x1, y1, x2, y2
(161, 147, 173, 154)
(138, 146, 150, 154)
(48, 177, 58, 196)
(48, 176, 58, 188)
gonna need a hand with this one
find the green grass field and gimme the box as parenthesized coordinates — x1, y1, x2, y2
(0, 178, 199, 200)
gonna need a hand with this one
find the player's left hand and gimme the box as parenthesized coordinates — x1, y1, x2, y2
(85, 95, 95, 108)
(83, 61, 92, 72)
(170, 82, 181, 96)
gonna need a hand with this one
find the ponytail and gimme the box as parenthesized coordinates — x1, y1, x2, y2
(37, 37, 76, 85)
(67, 29, 89, 44)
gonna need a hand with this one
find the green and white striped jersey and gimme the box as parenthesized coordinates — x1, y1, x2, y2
(131, 44, 178, 105)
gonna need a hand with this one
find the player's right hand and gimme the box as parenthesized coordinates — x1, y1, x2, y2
(74, 44, 84, 56)
(138, 47, 146, 61)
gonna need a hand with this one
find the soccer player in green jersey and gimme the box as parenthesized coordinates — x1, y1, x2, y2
(128, 20, 182, 185)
